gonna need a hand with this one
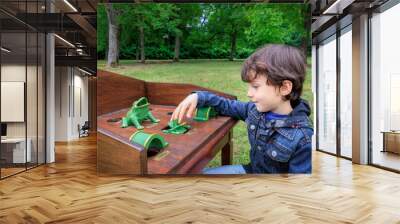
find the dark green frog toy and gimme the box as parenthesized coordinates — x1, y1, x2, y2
(193, 106, 218, 121)
(121, 97, 159, 129)
(162, 119, 191, 135)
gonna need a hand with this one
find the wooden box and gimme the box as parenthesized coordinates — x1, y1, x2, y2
(97, 70, 238, 174)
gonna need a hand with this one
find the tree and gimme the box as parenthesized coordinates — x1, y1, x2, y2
(206, 4, 250, 61)
(119, 4, 176, 63)
(105, 4, 120, 67)
(169, 4, 201, 62)
(245, 4, 308, 55)
(97, 4, 107, 59)
(97, 3, 309, 61)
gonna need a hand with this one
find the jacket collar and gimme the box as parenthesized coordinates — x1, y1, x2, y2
(250, 98, 313, 129)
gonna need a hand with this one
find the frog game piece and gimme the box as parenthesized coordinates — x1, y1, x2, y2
(193, 107, 218, 122)
(121, 97, 159, 129)
(129, 130, 169, 156)
(162, 119, 191, 135)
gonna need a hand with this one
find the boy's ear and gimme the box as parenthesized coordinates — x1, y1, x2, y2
(280, 80, 293, 97)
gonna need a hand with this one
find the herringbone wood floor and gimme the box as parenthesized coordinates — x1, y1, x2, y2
(1, 134, 400, 224)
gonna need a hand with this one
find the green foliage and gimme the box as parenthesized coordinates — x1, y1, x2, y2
(246, 4, 308, 48)
(97, 3, 310, 60)
(97, 4, 108, 59)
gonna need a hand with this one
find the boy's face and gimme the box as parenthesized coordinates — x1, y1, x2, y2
(246, 72, 285, 113)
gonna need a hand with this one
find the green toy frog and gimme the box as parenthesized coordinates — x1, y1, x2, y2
(162, 119, 191, 135)
(121, 97, 159, 129)
(193, 106, 218, 121)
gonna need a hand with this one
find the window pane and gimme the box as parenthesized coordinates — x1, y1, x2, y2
(340, 28, 352, 158)
(1, 31, 27, 177)
(0, 0, 46, 179)
(318, 36, 337, 154)
(27, 31, 38, 169)
(371, 3, 400, 171)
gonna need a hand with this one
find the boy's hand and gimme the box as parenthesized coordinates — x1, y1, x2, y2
(171, 93, 198, 123)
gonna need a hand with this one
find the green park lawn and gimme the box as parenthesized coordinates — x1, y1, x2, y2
(98, 59, 313, 167)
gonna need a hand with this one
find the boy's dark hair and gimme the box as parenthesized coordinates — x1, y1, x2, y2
(241, 44, 306, 102)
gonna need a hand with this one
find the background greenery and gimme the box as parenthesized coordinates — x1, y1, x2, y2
(98, 59, 312, 167)
(97, 3, 310, 60)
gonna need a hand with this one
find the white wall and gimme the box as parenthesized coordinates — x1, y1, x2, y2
(73, 72, 89, 138)
(1, 65, 31, 138)
(54, 67, 89, 141)
(55, 66, 69, 141)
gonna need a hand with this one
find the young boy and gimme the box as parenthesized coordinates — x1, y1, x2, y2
(171, 44, 314, 174)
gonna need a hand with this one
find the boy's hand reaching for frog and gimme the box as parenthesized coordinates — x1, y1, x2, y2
(171, 93, 198, 123)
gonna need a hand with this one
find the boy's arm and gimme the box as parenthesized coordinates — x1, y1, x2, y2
(195, 91, 252, 121)
(288, 130, 313, 174)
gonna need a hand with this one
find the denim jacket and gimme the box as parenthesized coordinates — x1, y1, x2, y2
(196, 91, 314, 174)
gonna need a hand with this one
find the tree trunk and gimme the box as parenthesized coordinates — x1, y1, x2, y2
(139, 26, 145, 63)
(173, 33, 180, 62)
(105, 4, 119, 67)
(301, 37, 308, 64)
(229, 31, 237, 61)
(302, 7, 311, 64)
(136, 38, 139, 61)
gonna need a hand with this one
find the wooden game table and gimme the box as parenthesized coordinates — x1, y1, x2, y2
(97, 70, 238, 174)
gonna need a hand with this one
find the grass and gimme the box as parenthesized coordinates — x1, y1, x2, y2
(98, 59, 313, 167)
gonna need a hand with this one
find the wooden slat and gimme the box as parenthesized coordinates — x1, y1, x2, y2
(97, 70, 146, 115)
(97, 132, 146, 175)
